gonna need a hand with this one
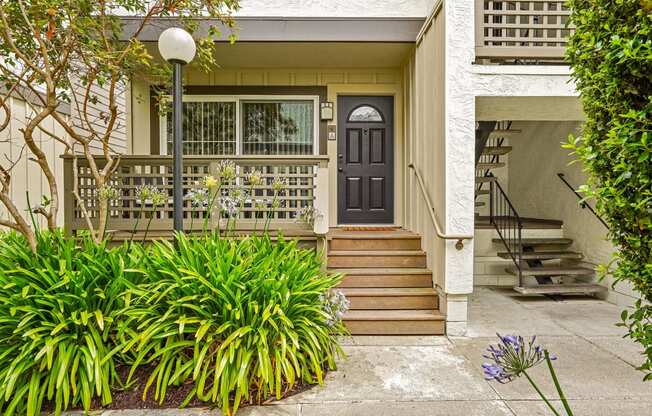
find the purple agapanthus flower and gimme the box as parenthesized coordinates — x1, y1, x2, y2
(482, 334, 556, 383)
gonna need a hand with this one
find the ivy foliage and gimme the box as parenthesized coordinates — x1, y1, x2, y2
(565, 0, 652, 379)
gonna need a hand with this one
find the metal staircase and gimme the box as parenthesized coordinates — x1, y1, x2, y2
(475, 122, 605, 296)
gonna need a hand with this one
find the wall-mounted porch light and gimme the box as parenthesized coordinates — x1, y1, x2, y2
(158, 27, 196, 234)
(320, 102, 334, 121)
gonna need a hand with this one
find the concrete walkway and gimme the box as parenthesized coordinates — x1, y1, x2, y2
(75, 287, 652, 415)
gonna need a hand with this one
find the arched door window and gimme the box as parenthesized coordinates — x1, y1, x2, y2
(347, 105, 384, 122)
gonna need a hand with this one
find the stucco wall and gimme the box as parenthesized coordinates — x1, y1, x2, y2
(507, 121, 638, 307)
(235, 0, 434, 17)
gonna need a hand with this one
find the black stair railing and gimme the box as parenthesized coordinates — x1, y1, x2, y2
(475, 121, 511, 199)
(557, 173, 609, 229)
(489, 177, 524, 287)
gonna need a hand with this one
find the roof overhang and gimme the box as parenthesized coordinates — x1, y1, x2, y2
(120, 16, 425, 43)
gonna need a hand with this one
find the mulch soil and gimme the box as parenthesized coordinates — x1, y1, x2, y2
(43, 364, 318, 412)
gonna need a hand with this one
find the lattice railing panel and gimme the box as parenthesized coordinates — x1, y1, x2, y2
(476, 0, 574, 60)
(63, 155, 328, 233)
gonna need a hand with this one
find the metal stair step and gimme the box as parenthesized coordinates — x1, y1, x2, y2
(482, 146, 513, 156)
(475, 201, 486, 207)
(475, 176, 497, 183)
(497, 251, 584, 260)
(477, 162, 506, 170)
(506, 265, 594, 276)
(493, 237, 573, 246)
(476, 189, 490, 196)
(513, 284, 606, 295)
(489, 129, 522, 139)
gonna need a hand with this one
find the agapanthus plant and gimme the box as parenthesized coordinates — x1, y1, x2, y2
(483, 334, 573, 416)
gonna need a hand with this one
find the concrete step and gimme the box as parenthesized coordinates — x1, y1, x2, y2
(343, 309, 445, 335)
(328, 250, 427, 268)
(514, 284, 606, 295)
(497, 251, 584, 260)
(329, 233, 421, 251)
(477, 162, 506, 170)
(506, 265, 594, 277)
(482, 146, 513, 156)
(493, 237, 573, 247)
(340, 288, 438, 310)
(336, 268, 432, 288)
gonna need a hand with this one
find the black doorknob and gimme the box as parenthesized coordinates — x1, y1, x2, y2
(338, 168, 343, 172)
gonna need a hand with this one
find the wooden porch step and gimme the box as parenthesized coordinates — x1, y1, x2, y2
(343, 310, 445, 335)
(493, 237, 573, 246)
(497, 251, 584, 260)
(329, 233, 421, 251)
(475, 176, 497, 183)
(482, 146, 513, 156)
(336, 268, 432, 288)
(477, 162, 506, 170)
(506, 265, 594, 277)
(340, 288, 438, 310)
(328, 250, 427, 268)
(514, 284, 606, 295)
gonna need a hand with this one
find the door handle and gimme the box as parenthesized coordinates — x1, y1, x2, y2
(338, 168, 343, 172)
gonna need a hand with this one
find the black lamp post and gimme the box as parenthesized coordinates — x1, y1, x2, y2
(158, 27, 196, 233)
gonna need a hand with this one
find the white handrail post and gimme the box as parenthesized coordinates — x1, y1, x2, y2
(313, 160, 329, 235)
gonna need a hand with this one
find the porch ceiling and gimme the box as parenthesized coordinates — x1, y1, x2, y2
(144, 41, 414, 69)
(122, 16, 425, 43)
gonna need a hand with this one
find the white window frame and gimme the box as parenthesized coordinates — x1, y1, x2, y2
(159, 94, 320, 156)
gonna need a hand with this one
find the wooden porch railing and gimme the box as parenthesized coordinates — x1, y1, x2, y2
(62, 155, 330, 237)
(475, 0, 574, 61)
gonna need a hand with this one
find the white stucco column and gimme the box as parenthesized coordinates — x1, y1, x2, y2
(443, 0, 476, 336)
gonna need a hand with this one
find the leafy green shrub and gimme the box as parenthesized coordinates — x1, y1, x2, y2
(565, 1, 652, 378)
(0, 231, 139, 415)
(123, 233, 345, 415)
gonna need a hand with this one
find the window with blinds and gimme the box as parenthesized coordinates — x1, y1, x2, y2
(166, 101, 236, 155)
(162, 96, 317, 156)
(241, 101, 314, 155)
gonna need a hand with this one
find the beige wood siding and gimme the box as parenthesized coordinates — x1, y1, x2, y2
(0, 97, 69, 228)
(69, 79, 128, 155)
(403, 7, 446, 290)
(129, 67, 405, 227)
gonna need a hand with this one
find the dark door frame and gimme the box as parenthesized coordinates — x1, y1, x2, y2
(336, 95, 395, 225)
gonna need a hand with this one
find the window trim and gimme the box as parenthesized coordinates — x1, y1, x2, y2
(159, 94, 320, 156)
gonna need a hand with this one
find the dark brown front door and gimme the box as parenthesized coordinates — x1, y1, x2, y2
(337, 96, 394, 224)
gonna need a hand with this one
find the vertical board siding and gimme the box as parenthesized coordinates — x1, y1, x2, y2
(403, 10, 446, 291)
(70, 79, 128, 155)
(0, 79, 128, 230)
(0, 97, 69, 228)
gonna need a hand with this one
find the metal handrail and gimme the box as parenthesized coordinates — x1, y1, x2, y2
(407, 163, 473, 250)
(489, 177, 524, 287)
(557, 173, 608, 229)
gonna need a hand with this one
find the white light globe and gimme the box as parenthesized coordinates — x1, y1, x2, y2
(158, 27, 196, 64)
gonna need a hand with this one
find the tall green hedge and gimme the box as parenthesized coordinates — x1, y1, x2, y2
(566, 1, 652, 379)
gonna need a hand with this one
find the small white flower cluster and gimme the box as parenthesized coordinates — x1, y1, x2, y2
(186, 188, 209, 208)
(320, 289, 350, 327)
(135, 185, 167, 206)
(294, 206, 323, 227)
